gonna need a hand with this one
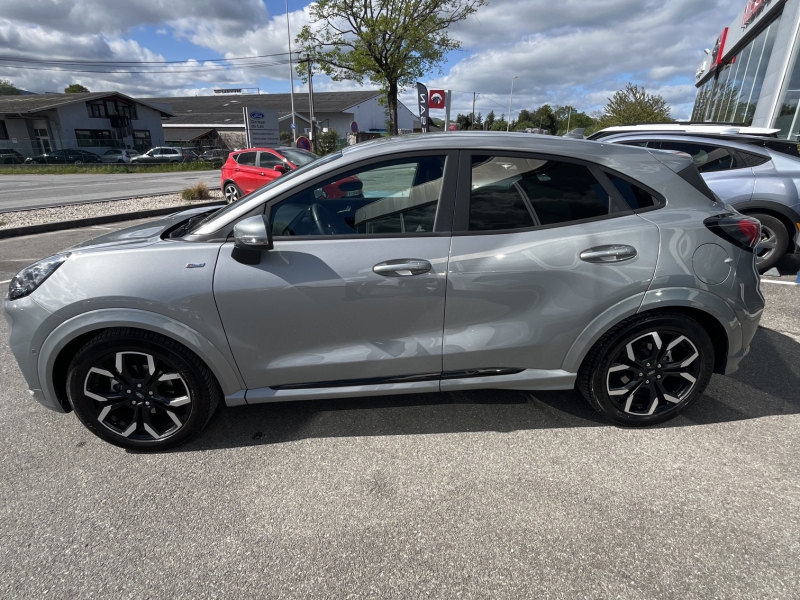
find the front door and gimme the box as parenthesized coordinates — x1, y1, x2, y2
(442, 152, 660, 380)
(214, 152, 456, 392)
(232, 150, 261, 194)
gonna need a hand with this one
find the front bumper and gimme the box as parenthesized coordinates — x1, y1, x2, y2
(4, 295, 66, 412)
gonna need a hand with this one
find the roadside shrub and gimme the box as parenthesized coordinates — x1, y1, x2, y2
(180, 182, 211, 201)
(317, 129, 340, 155)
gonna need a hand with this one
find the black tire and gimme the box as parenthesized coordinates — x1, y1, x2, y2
(67, 328, 220, 450)
(577, 312, 714, 426)
(749, 213, 788, 272)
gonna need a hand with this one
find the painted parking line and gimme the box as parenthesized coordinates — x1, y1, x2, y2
(760, 279, 800, 286)
(0, 279, 10, 284)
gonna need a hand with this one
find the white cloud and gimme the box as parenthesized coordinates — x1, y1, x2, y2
(0, 0, 745, 120)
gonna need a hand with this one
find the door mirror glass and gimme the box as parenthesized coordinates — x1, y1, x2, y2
(234, 214, 273, 250)
(273, 163, 286, 173)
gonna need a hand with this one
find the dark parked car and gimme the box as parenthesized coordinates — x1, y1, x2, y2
(24, 148, 102, 165)
(200, 149, 230, 162)
(597, 131, 800, 271)
(0, 148, 25, 164)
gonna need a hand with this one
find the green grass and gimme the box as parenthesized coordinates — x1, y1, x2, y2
(0, 162, 220, 175)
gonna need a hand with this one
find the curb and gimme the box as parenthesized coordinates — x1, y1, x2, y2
(0, 201, 225, 240)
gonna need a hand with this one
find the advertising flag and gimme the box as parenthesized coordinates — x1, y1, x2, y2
(417, 82, 429, 133)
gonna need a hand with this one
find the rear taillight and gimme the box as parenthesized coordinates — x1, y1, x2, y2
(704, 214, 761, 251)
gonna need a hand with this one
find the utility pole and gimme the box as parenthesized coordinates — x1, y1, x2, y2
(566, 106, 572, 133)
(507, 76, 518, 132)
(471, 92, 476, 130)
(306, 55, 316, 152)
(286, 0, 296, 143)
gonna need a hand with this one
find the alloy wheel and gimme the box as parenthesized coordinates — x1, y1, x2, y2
(756, 224, 777, 263)
(82, 350, 192, 442)
(224, 183, 240, 204)
(605, 330, 701, 417)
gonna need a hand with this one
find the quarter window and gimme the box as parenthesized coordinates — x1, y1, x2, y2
(270, 156, 445, 237)
(605, 174, 660, 209)
(468, 155, 619, 231)
(654, 141, 735, 173)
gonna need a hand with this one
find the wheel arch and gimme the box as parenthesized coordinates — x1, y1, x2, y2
(40, 309, 244, 412)
(563, 289, 738, 376)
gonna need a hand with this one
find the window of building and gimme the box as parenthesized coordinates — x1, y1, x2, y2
(270, 156, 445, 237)
(468, 155, 620, 231)
(694, 18, 780, 125)
(86, 98, 138, 120)
(133, 130, 151, 153)
(0, 120, 8, 140)
(75, 129, 113, 147)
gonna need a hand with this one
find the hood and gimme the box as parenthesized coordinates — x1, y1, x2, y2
(69, 206, 222, 252)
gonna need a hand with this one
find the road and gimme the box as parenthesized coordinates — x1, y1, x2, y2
(0, 170, 220, 212)
(1, 222, 799, 599)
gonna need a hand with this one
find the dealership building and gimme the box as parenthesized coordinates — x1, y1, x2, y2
(692, 0, 800, 138)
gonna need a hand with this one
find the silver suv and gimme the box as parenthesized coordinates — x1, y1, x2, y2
(4, 134, 765, 450)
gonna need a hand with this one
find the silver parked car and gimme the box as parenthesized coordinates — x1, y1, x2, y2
(4, 134, 765, 450)
(100, 148, 141, 164)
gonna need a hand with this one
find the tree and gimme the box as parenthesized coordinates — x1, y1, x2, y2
(317, 129, 340, 155)
(455, 113, 472, 130)
(485, 111, 496, 129)
(553, 105, 596, 135)
(296, 0, 486, 135)
(64, 84, 90, 93)
(599, 83, 672, 128)
(0, 79, 21, 95)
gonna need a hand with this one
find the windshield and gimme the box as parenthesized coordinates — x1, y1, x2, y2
(280, 148, 318, 167)
(186, 151, 343, 235)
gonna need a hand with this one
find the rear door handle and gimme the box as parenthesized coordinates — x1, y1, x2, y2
(373, 259, 432, 276)
(580, 245, 637, 263)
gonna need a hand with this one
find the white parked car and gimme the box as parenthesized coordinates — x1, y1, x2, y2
(101, 149, 141, 164)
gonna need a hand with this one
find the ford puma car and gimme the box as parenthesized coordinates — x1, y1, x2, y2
(4, 134, 764, 450)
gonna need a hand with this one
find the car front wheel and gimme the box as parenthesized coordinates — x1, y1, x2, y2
(67, 328, 220, 450)
(223, 182, 241, 204)
(578, 313, 714, 426)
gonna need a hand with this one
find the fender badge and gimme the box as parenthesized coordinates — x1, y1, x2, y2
(186, 263, 206, 268)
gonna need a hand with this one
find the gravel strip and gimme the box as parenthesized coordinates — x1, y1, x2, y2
(0, 190, 224, 229)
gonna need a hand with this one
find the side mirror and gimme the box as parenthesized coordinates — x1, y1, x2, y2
(233, 214, 273, 251)
(273, 163, 286, 173)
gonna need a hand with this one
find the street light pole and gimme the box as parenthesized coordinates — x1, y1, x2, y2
(507, 76, 518, 132)
(286, 0, 297, 144)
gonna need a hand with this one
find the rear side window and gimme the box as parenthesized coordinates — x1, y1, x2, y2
(737, 151, 770, 167)
(605, 174, 660, 209)
(655, 141, 734, 173)
(236, 151, 257, 166)
(469, 155, 620, 231)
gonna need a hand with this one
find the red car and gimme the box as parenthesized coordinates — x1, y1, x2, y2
(220, 147, 362, 204)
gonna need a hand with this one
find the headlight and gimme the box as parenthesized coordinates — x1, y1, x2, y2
(8, 253, 70, 301)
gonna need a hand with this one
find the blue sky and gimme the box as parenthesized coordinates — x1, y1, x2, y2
(0, 0, 745, 120)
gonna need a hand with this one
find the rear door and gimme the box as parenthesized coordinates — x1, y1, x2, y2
(442, 151, 660, 383)
(214, 151, 457, 393)
(232, 150, 260, 194)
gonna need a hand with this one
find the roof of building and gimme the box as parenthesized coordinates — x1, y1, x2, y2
(163, 127, 216, 142)
(0, 92, 173, 117)
(139, 91, 382, 125)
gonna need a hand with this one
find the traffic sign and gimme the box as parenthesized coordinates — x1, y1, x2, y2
(296, 136, 311, 151)
(350, 121, 359, 133)
(290, 123, 296, 129)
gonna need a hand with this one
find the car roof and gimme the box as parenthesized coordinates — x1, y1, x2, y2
(588, 124, 781, 140)
(598, 131, 778, 156)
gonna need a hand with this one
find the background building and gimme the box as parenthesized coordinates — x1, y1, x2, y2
(142, 91, 420, 149)
(0, 92, 171, 157)
(692, 0, 800, 139)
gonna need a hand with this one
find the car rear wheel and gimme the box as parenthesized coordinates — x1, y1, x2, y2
(74, 160, 83, 165)
(223, 182, 241, 204)
(578, 313, 714, 426)
(749, 213, 788, 273)
(67, 328, 220, 450)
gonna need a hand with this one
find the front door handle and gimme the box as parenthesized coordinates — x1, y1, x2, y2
(373, 259, 432, 276)
(580, 245, 637, 263)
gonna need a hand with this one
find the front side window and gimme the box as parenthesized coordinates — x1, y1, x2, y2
(655, 141, 734, 173)
(258, 152, 284, 169)
(468, 155, 618, 231)
(270, 156, 445, 237)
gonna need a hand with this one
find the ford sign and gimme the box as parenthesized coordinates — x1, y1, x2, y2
(250, 111, 264, 119)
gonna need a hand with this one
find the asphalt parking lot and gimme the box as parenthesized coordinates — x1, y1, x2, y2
(0, 170, 220, 212)
(1, 223, 799, 599)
